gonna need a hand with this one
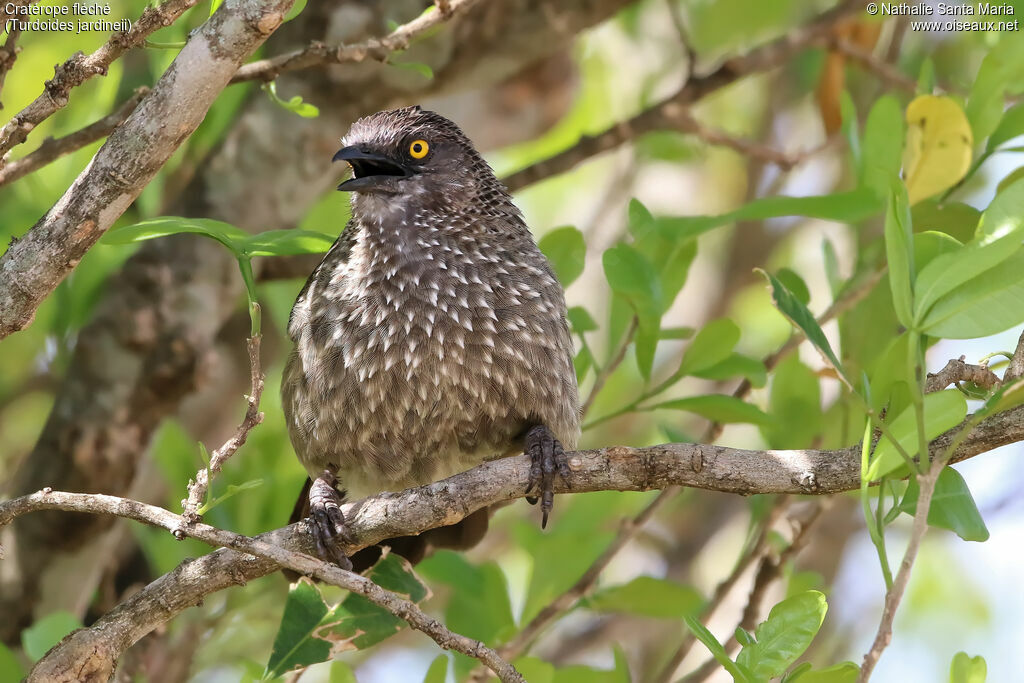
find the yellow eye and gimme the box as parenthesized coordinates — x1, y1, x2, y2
(409, 139, 429, 159)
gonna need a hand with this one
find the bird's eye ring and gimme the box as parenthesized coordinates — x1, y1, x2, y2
(409, 139, 429, 159)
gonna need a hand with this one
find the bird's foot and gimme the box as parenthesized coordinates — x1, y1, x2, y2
(308, 470, 354, 571)
(523, 424, 571, 528)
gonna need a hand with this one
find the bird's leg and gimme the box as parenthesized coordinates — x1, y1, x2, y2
(308, 469, 354, 571)
(523, 424, 571, 528)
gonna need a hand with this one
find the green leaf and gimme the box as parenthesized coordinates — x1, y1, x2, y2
(603, 244, 662, 380)
(736, 591, 828, 680)
(328, 660, 358, 683)
(326, 553, 430, 649)
(884, 181, 915, 328)
(582, 576, 703, 618)
(514, 657, 555, 683)
(762, 355, 822, 449)
(539, 226, 587, 287)
(692, 353, 767, 388)
(263, 81, 320, 118)
(265, 579, 331, 678)
(416, 551, 514, 676)
(198, 478, 263, 516)
(423, 655, 449, 683)
(652, 394, 770, 425)
(684, 615, 751, 682)
(655, 189, 883, 242)
(677, 319, 740, 376)
(949, 651, 987, 683)
(966, 38, 1024, 143)
(659, 326, 696, 340)
(914, 176, 1024, 326)
(862, 95, 905, 198)
(839, 91, 860, 172)
(22, 611, 82, 662)
(822, 239, 842, 298)
(283, 0, 307, 23)
(911, 200, 980, 243)
(628, 198, 698, 312)
(866, 390, 968, 480)
(391, 60, 435, 80)
(103, 216, 248, 256)
(758, 269, 849, 388)
(266, 555, 430, 678)
(242, 230, 333, 257)
(789, 661, 860, 683)
(775, 268, 811, 306)
(917, 57, 936, 95)
(568, 306, 598, 333)
(919, 248, 1024, 339)
(0, 643, 24, 682)
(986, 102, 1024, 153)
(898, 467, 989, 542)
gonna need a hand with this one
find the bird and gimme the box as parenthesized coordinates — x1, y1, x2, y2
(282, 105, 580, 571)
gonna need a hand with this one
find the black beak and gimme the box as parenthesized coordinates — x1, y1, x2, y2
(333, 145, 412, 192)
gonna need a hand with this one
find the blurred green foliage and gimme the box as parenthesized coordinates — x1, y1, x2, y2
(3, 0, 1024, 680)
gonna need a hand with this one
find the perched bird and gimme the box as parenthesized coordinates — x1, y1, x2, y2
(282, 106, 580, 570)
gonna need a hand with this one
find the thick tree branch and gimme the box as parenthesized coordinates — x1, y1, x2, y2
(0, 0, 294, 341)
(0, 88, 148, 187)
(0, 0, 199, 162)
(230, 0, 482, 83)
(502, 0, 866, 192)
(2, 398, 1020, 677)
(2, 491, 521, 683)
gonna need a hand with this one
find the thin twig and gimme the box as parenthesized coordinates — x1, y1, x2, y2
(0, 88, 148, 187)
(178, 334, 265, 527)
(502, 0, 866, 192)
(0, 17, 23, 110)
(704, 265, 884, 443)
(857, 402, 992, 681)
(581, 317, 637, 417)
(685, 502, 826, 683)
(826, 36, 917, 94)
(0, 0, 199, 163)
(230, 0, 481, 83)
(925, 356, 1000, 394)
(653, 497, 792, 683)
(2, 490, 523, 683)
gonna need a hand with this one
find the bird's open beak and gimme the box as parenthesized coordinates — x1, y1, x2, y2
(333, 146, 413, 192)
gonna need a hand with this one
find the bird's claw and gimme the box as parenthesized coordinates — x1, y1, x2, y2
(308, 470, 353, 571)
(524, 424, 571, 528)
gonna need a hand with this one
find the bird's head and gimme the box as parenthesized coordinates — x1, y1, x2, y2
(334, 106, 503, 215)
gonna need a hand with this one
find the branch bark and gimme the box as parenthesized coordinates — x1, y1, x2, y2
(0, 0, 199, 162)
(2, 491, 522, 683)
(0, 88, 148, 188)
(2, 398, 1020, 677)
(230, 0, 482, 83)
(0, 0, 295, 341)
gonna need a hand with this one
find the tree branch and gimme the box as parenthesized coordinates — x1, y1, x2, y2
(1, 491, 522, 683)
(502, 0, 866, 192)
(0, 0, 199, 163)
(0, 87, 148, 187)
(177, 333, 265, 526)
(229, 0, 482, 83)
(0, 0, 294, 341)
(2, 398, 1020, 677)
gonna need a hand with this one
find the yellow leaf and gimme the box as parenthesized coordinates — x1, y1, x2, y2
(902, 95, 973, 205)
